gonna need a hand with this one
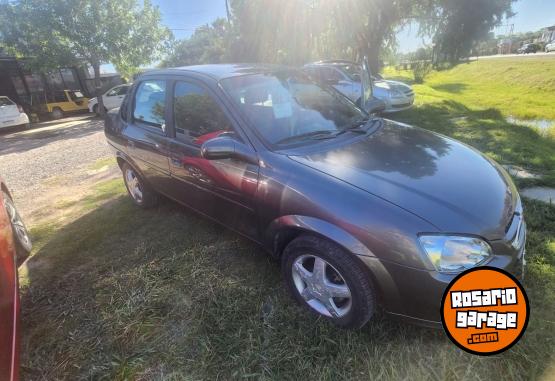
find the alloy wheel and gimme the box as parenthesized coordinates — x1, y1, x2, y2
(124, 168, 143, 203)
(3, 192, 32, 252)
(292, 254, 352, 318)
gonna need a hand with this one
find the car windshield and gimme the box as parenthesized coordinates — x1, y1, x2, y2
(0, 97, 14, 106)
(220, 71, 367, 147)
(69, 91, 84, 100)
(338, 64, 361, 81)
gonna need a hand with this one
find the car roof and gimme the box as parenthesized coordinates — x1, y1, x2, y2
(141, 63, 291, 81)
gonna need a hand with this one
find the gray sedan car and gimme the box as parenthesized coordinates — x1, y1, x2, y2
(105, 64, 525, 329)
(303, 60, 414, 112)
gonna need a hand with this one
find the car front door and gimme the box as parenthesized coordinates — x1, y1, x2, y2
(166, 79, 260, 239)
(124, 78, 173, 193)
(103, 87, 119, 109)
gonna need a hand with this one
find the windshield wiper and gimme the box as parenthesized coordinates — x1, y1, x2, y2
(275, 130, 337, 145)
(336, 117, 380, 136)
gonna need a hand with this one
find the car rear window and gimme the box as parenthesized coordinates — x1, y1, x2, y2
(0, 97, 14, 106)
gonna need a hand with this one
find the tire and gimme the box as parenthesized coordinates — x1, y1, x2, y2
(282, 234, 376, 329)
(2, 190, 32, 259)
(51, 107, 63, 120)
(121, 162, 158, 208)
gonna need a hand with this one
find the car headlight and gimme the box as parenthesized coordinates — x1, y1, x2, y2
(390, 90, 405, 98)
(418, 235, 492, 273)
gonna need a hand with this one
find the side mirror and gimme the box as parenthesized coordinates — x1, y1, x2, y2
(200, 136, 258, 165)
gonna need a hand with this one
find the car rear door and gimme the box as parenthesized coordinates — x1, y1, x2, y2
(165, 78, 260, 239)
(123, 78, 173, 193)
(0, 97, 20, 126)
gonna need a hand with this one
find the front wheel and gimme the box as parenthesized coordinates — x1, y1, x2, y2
(121, 163, 157, 208)
(282, 235, 376, 329)
(50, 107, 63, 120)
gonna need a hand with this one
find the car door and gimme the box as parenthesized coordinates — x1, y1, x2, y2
(103, 87, 119, 109)
(166, 79, 260, 239)
(105, 85, 128, 110)
(0, 97, 20, 126)
(124, 78, 173, 193)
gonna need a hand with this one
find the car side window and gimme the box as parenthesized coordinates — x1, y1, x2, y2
(173, 81, 232, 145)
(320, 67, 343, 82)
(117, 86, 129, 95)
(106, 88, 118, 96)
(133, 80, 166, 129)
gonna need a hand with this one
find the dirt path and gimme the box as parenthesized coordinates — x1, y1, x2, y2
(0, 115, 120, 225)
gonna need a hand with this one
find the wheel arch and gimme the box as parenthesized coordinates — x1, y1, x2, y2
(114, 152, 147, 183)
(265, 215, 375, 260)
(0, 182, 12, 199)
(270, 215, 399, 312)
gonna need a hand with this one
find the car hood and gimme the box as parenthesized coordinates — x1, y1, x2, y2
(289, 120, 518, 239)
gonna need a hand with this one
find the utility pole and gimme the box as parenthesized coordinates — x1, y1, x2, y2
(225, 0, 231, 23)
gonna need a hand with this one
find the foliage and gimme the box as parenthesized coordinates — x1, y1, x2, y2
(417, 0, 515, 63)
(0, 0, 171, 111)
(163, 0, 415, 71)
(162, 18, 229, 67)
(412, 61, 432, 83)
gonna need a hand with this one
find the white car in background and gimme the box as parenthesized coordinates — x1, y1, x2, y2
(0, 96, 30, 130)
(303, 60, 415, 113)
(88, 83, 131, 114)
(545, 41, 555, 53)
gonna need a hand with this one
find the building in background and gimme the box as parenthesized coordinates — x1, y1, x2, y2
(0, 51, 122, 118)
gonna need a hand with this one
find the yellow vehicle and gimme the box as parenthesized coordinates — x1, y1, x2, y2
(43, 90, 89, 119)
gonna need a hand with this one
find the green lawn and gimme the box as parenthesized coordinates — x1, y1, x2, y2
(20, 58, 555, 380)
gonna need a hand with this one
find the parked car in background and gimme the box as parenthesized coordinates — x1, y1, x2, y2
(42, 90, 89, 119)
(517, 43, 541, 54)
(0, 178, 32, 381)
(0, 97, 30, 131)
(88, 83, 131, 114)
(545, 41, 555, 53)
(303, 60, 414, 113)
(105, 64, 526, 329)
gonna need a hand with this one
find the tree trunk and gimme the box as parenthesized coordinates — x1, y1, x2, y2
(92, 62, 105, 116)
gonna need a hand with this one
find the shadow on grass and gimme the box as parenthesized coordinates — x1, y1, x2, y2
(389, 99, 555, 187)
(19, 189, 555, 379)
(19, 194, 446, 380)
(431, 83, 468, 94)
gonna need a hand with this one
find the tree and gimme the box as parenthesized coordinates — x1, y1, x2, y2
(417, 0, 515, 63)
(162, 19, 229, 67)
(0, 0, 171, 115)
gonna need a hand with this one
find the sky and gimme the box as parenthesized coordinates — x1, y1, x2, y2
(100, 0, 555, 71)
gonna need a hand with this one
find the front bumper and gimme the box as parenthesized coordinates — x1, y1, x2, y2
(0, 113, 29, 129)
(382, 95, 415, 113)
(360, 217, 526, 325)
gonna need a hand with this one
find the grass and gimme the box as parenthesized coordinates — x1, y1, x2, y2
(384, 57, 555, 188)
(20, 57, 555, 380)
(384, 56, 555, 121)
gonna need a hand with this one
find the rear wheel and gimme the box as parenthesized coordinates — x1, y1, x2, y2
(51, 107, 63, 120)
(282, 235, 376, 329)
(121, 163, 157, 208)
(2, 190, 32, 258)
